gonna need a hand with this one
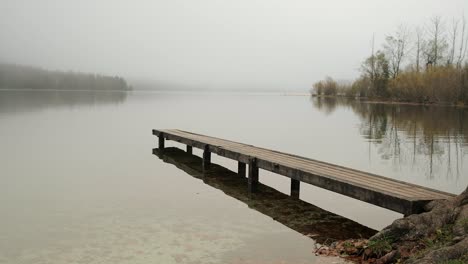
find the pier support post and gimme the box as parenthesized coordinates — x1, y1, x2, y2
(238, 162, 246, 178)
(202, 145, 211, 170)
(158, 133, 165, 150)
(186, 145, 193, 154)
(291, 179, 300, 199)
(248, 158, 259, 193)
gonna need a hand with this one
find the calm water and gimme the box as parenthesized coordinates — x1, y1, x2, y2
(1, 90, 467, 264)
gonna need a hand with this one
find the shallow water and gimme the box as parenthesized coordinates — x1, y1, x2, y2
(0, 90, 467, 263)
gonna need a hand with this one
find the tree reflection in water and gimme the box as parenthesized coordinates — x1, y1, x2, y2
(311, 97, 467, 180)
(0, 90, 128, 115)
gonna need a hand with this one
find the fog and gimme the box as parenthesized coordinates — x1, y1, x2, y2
(1, 0, 467, 91)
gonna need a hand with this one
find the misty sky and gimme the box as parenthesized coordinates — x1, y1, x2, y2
(1, 0, 467, 90)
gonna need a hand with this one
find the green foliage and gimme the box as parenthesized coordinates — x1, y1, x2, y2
(341, 51, 391, 98)
(367, 235, 393, 258)
(359, 51, 390, 97)
(422, 225, 454, 250)
(343, 241, 354, 248)
(0, 63, 130, 91)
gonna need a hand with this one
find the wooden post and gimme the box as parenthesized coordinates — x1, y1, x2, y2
(291, 178, 300, 199)
(158, 133, 165, 149)
(238, 162, 246, 177)
(203, 145, 211, 169)
(186, 145, 193, 154)
(248, 158, 259, 193)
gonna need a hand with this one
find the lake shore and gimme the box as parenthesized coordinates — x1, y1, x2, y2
(311, 94, 468, 108)
(317, 187, 468, 263)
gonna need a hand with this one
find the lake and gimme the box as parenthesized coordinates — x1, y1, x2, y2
(1, 90, 467, 264)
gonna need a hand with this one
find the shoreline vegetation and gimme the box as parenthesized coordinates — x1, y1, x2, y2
(0, 63, 131, 91)
(311, 16, 468, 107)
(316, 186, 468, 264)
(311, 94, 468, 108)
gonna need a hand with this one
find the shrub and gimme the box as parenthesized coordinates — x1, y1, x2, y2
(386, 65, 468, 104)
(312, 77, 338, 96)
(350, 77, 372, 97)
(367, 235, 393, 258)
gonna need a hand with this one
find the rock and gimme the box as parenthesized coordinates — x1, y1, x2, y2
(452, 204, 468, 237)
(335, 244, 344, 253)
(363, 248, 373, 259)
(345, 246, 358, 255)
(372, 202, 456, 243)
(354, 240, 367, 249)
(406, 237, 468, 264)
(316, 186, 468, 263)
(315, 247, 330, 256)
(454, 187, 468, 206)
(398, 247, 412, 259)
(378, 250, 399, 264)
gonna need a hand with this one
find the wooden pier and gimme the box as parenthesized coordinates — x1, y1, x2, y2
(152, 129, 455, 216)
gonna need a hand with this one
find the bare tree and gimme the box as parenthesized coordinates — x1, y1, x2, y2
(424, 16, 448, 67)
(447, 18, 459, 66)
(370, 34, 376, 85)
(414, 26, 424, 72)
(456, 15, 468, 68)
(384, 25, 410, 78)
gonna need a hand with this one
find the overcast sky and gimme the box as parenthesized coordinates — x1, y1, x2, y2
(1, 0, 467, 90)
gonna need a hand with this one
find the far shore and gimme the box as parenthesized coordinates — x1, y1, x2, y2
(311, 94, 468, 109)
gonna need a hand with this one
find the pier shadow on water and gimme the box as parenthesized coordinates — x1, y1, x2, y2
(153, 147, 376, 244)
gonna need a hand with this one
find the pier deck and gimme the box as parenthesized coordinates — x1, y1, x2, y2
(152, 129, 455, 215)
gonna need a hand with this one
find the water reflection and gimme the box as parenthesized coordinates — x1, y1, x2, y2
(0, 90, 127, 115)
(311, 97, 467, 180)
(153, 147, 376, 244)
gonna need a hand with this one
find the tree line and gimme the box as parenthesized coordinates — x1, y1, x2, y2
(312, 15, 468, 105)
(0, 63, 131, 91)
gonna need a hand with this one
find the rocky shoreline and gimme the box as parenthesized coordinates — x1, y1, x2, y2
(317, 186, 468, 263)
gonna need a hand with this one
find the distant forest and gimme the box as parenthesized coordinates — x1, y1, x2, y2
(0, 63, 131, 91)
